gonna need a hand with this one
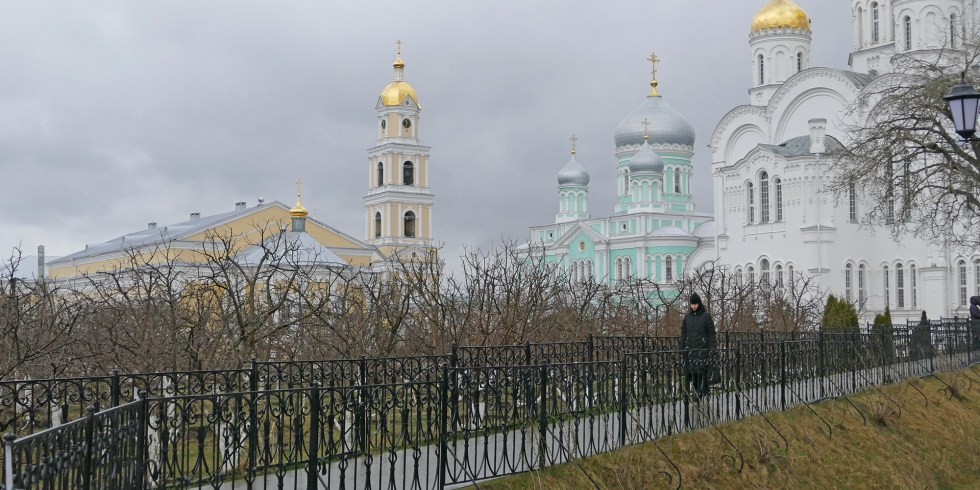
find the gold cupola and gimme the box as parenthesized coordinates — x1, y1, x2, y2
(751, 0, 811, 33)
(290, 178, 308, 219)
(380, 40, 421, 108)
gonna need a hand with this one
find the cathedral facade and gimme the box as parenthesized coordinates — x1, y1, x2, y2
(709, 0, 980, 322)
(527, 61, 715, 296)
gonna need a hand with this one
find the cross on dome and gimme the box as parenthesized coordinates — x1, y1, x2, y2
(570, 134, 578, 155)
(641, 118, 650, 141)
(290, 178, 308, 218)
(647, 52, 661, 97)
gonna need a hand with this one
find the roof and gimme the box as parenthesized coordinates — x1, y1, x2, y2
(759, 135, 844, 157)
(49, 202, 375, 266)
(237, 231, 346, 267)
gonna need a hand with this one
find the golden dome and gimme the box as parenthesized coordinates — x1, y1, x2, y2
(751, 0, 811, 33)
(380, 80, 420, 108)
(290, 179, 308, 218)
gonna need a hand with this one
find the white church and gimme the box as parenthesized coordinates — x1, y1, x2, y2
(531, 0, 980, 323)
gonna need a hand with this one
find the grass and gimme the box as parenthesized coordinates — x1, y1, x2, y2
(482, 368, 980, 489)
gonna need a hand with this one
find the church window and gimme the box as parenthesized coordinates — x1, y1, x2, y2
(674, 171, 681, 193)
(871, 3, 880, 43)
(374, 212, 382, 238)
(787, 264, 794, 284)
(910, 264, 917, 308)
(746, 181, 755, 224)
(896, 263, 905, 308)
(797, 52, 803, 72)
(858, 264, 867, 303)
(858, 8, 865, 45)
(402, 118, 412, 129)
(774, 177, 783, 221)
(951, 14, 958, 48)
(380, 119, 386, 131)
(775, 264, 784, 289)
(845, 263, 854, 303)
(758, 55, 765, 85)
(403, 161, 415, 185)
(666, 256, 673, 282)
(760, 259, 770, 285)
(404, 211, 416, 238)
(747, 265, 756, 285)
(883, 264, 890, 308)
(959, 260, 968, 306)
(587, 260, 593, 281)
(624, 256, 631, 281)
(735, 267, 743, 286)
(377, 162, 384, 186)
(849, 182, 858, 222)
(904, 16, 912, 50)
(975, 259, 980, 295)
(760, 172, 770, 223)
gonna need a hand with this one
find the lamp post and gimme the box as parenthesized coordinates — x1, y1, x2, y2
(944, 72, 980, 142)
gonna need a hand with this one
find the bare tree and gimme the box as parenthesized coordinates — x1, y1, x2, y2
(831, 37, 980, 250)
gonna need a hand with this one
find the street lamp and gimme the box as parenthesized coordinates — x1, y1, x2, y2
(944, 72, 980, 142)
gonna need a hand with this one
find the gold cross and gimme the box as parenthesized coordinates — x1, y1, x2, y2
(647, 52, 660, 80)
(396, 39, 402, 56)
(641, 118, 650, 137)
(296, 178, 303, 200)
(570, 134, 578, 155)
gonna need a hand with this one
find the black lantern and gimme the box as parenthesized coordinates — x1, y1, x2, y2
(944, 72, 980, 141)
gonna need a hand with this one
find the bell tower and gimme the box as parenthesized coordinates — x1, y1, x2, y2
(364, 41, 435, 258)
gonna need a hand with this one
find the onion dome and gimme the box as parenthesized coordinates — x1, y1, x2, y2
(628, 138, 664, 174)
(751, 0, 811, 33)
(380, 42, 421, 108)
(615, 95, 696, 148)
(290, 180, 308, 218)
(557, 154, 590, 186)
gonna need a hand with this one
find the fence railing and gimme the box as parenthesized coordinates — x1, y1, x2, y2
(2, 321, 977, 489)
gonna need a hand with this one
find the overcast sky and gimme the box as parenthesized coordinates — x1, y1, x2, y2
(0, 1, 854, 269)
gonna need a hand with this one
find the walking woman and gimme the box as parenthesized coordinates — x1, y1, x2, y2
(680, 292, 717, 397)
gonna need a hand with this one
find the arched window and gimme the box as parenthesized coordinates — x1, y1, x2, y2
(666, 256, 673, 282)
(774, 177, 783, 221)
(377, 162, 384, 187)
(787, 264, 794, 283)
(746, 181, 755, 224)
(760, 258, 771, 285)
(951, 14, 958, 48)
(871, 2, 880, 43)
(775, 264, 784, 289)
(845, 263, 854, 303)
(747, 265, 756, 285)
(910, 264, 917, 308)
(883, 264, 890, 308)
(959, 260, 968, 306)
(904, 16, 913, 50)
(975, 259, 980, 295)
(896, 263, 905, 308)
(735, 267, 744, 286)
(758, 54, 765, 85)
(403, 161, 415, 185)
(760, 172, 770, 223)
(674, 171, 681, 193)
(849, 182, 858, 222)
(797, 52, 803, 72)
(858, 264, 867, 303)
(624, 256, 631, 281)
(374, 212, 382, 238)
(404, 211, 416, 238)
(586, 260, 593, 281)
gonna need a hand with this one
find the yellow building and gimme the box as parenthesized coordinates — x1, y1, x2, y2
(47, 45, 437, 280)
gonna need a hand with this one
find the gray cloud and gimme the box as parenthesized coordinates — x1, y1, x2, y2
(0, 1, 851, 269)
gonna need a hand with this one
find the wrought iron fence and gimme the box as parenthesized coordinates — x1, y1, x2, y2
(2, 322, 977, 489)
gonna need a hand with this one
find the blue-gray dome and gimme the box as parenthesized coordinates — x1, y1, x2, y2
(615, 96, 695, 148)
(557, 154, 590, 186)
(628, 141, 664, 174)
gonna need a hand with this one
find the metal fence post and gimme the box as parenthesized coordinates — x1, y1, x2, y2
(538, 363, 548, 470)
(437, 365, 450, 490)
(818, 332, 825, 399)
(4, 432, 16, 490)
(450, 344, 459, 369)
(110, 370, 121, 408)
(780, 342, 787, 411)
(619, 359, 628, 448)
(734, 349, 742, 419)
(82, 405, 96, 490)
(525, 342, 533, 366)
(134, 396, 148, 490)
(851, 331, 858, 393)
(306, 382, 321, 490)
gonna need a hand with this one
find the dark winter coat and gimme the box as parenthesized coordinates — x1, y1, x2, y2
(679, 304, 717, 375)
(970, 296, 980, 320)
